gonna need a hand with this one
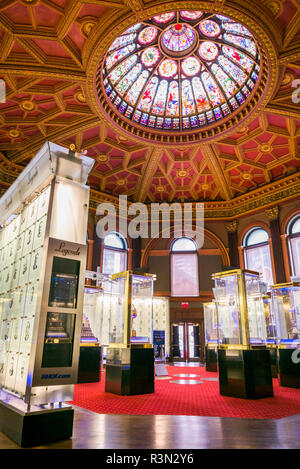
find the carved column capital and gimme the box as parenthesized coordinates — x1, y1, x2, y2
(225, 220, 239, 232)
(265, 206, 279, 220)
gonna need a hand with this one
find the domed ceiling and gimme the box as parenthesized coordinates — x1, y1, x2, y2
(0, 0, 299, 218)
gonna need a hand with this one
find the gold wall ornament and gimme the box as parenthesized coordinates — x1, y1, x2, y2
(259, 143, 273, 153)
(74, 91, 86, 103)
(266, 0, 282, 17)
(98, 154, 109, 162)
(265, 206, 279, 220)
(81, 20, 97, 38)
(282, 72, 294, 87)
(20, 100, 35, 112)
(20, 0, 39, 5)
(225, 220, 239, 232)
(8, 128, 21, 138)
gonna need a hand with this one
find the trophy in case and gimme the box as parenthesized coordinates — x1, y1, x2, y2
(203, 301, 218, 372)
(212, 269, 273, 398)
(105, 271, 155, 395)
(0, 142, 94, 447)
(270, 282, 300, 388)
(261, 292, 278, 378)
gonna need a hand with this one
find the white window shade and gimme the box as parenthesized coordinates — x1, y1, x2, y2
(171, 252, 199, 296)
(244, 244, 273, 285)
(102, 247, 127, 275)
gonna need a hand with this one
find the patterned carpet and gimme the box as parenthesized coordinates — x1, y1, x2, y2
(71, 366, 300, 419)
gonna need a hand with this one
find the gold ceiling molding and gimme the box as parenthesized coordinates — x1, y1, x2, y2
(86, 171, 300, 220)
(86, 0, 280, 146)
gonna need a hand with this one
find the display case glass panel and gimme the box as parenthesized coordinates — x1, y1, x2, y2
(271, 283, 300, 346)
(48, 257, 80, 308)
(262, 294, 277, 344)
(81, 287, 103, 345)
(244, 273, 267, 344)
(213, 269, 268, 348)
(213, 273, 242, 346)
(109, 275, 126, 344)
(203, 302, 218, 344)
(109, 271, 154, 346)
(42, 312, 76, 368)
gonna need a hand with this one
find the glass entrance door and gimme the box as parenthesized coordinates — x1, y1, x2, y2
(172, 322, 201, 361)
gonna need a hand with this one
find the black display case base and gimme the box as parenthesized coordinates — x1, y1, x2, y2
(269, 347, 278, 378)
(0, 399, 74, 447)
(278, 348, 300, 388)
(205, 346, 218, 372)
(105, 347, 154, 395)
(218, 348, 273, 399)
(77, 345, 102, 383)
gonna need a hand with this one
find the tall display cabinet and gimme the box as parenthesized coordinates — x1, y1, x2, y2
(105, 271, 155, 395)
(0, 142, 94, 446)
(212, 269, 273, 399)
(203, 301, 218, 372)
(271, 282, 300, 388)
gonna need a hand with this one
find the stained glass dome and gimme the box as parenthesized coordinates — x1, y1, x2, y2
(101, 11, 261, 134)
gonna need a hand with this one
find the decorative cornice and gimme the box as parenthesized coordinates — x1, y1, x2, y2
(265, 206, 279, 220)
(225, 220, 239, 232)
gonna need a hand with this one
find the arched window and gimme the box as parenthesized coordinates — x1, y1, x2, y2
(102, 232, 127, 274)
(170, 237, 199, 297)
(243, 227, 273, 285)
(287, 214, 300, 277)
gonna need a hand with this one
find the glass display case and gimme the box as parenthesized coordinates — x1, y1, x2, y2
(77, 287, 103, 384)
(212, 269, 273, 399)
(212, 269, 268, 348)
(108, 271, 155, 347)
(105, 271, 155, 395)
(270, 282, 300, 388)
(203, 301, 218, 372)
(204, 302, 218, 345)
(271, 283, 300, 347)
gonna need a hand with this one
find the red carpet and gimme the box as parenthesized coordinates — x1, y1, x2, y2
(71, 366, 300, 419)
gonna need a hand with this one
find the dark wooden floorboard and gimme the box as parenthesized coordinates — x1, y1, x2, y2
(1, 406, 300, 449)
(1, 363, 300, 449)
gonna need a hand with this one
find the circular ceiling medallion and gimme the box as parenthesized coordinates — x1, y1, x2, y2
(21, 100, 35, 111)
(260, 143, 272, 152)
(98, 154, 108, 162)
(157, 186, 164, 192)
(8, 128, 21, 138)
(178, 170, 187, 177)
(96, 9, 274, 144)
(242, 172, 251, 180)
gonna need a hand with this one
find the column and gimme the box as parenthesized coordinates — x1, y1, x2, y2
(225, 220, 240, 268)
(265, 206, 286, 284)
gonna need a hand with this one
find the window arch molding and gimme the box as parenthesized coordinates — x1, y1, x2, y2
(283, 211, 300, 278)
(141, 226, 230, 268)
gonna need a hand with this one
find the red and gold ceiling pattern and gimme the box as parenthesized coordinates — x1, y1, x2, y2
(0, 0, 299, 218)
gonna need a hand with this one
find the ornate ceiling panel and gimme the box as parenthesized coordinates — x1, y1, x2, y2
(0, 0, 299, 217)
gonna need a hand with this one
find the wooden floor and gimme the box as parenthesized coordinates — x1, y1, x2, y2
(0, 362, 300, 449)
(1, 406, 300, 449)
